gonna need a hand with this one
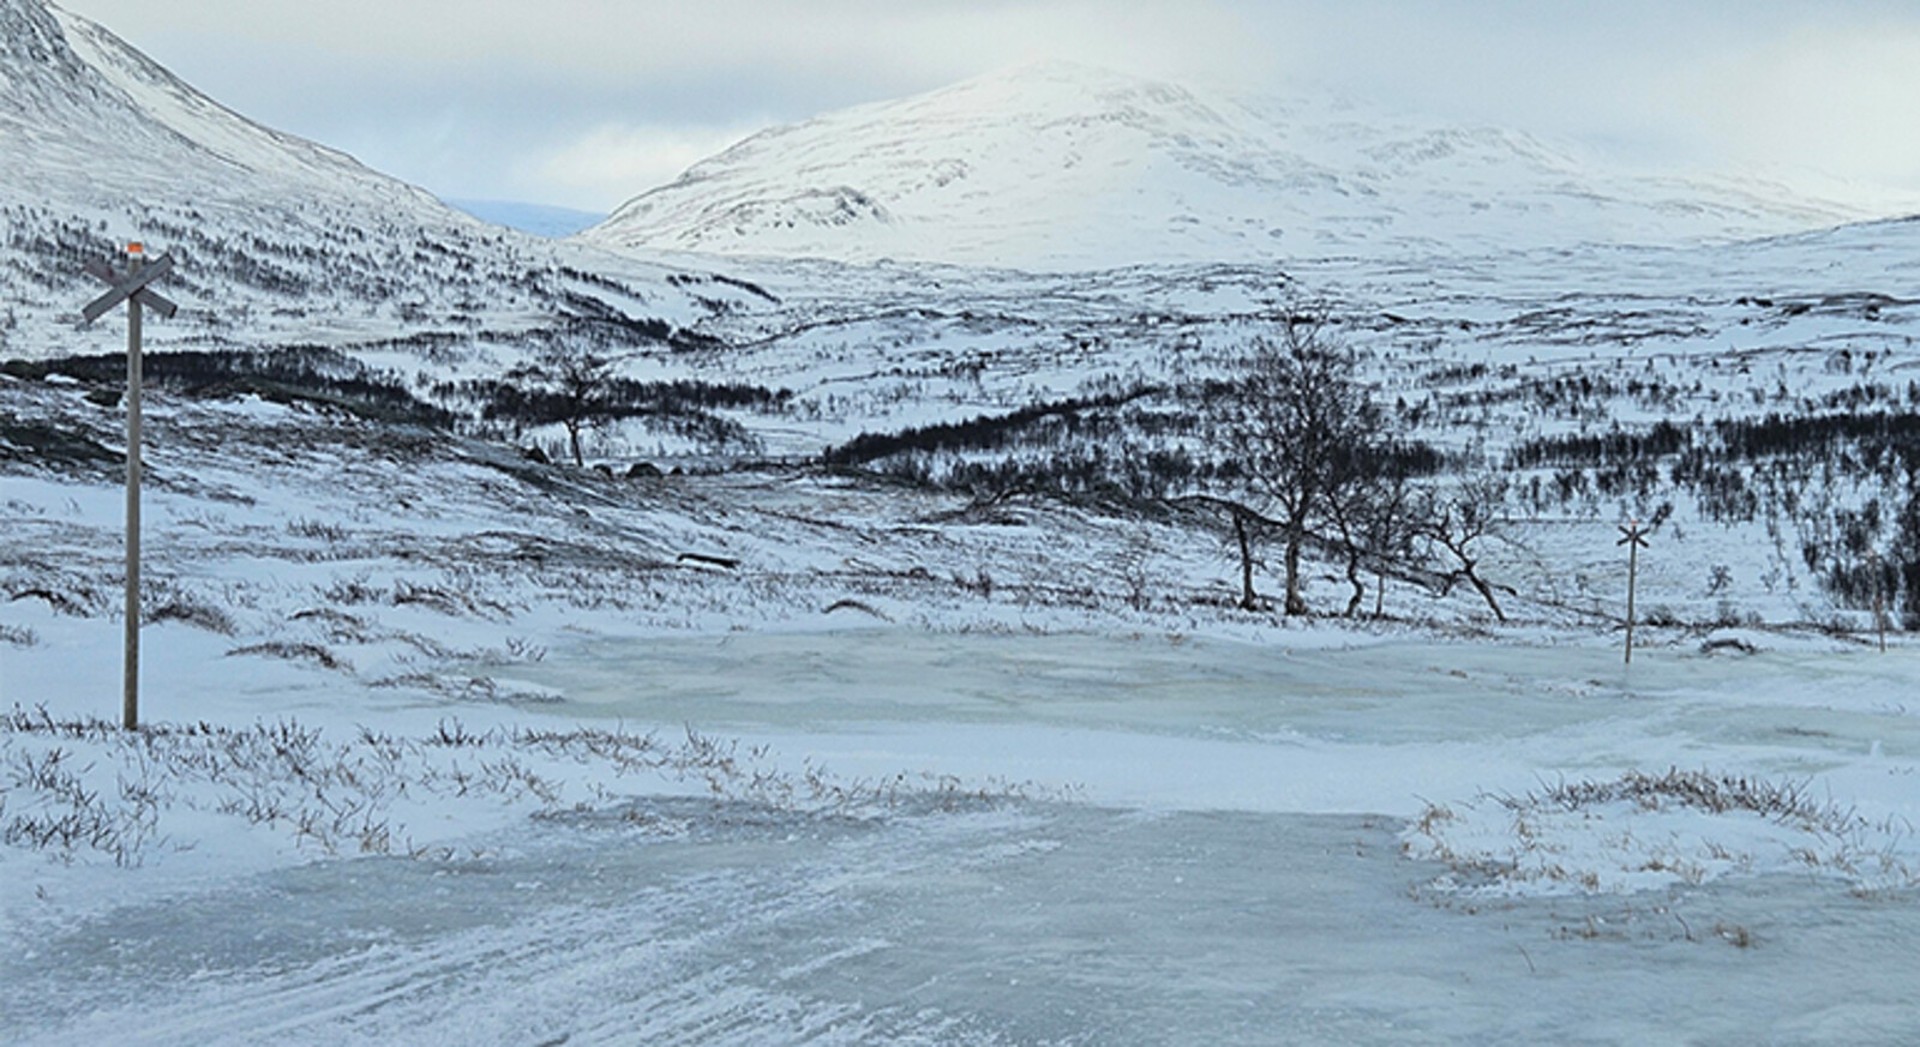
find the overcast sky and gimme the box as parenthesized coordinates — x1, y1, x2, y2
(53, 0, 1920, 216)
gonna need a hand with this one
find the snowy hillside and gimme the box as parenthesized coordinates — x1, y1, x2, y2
(7, 325, 1920, 1042)
(585, 62, 1894, 270)
(10, 0, 439, 213)
(7, 7, 1920, 1041)
(5, 0, 1919, 635)
(0, 0, 734, 362)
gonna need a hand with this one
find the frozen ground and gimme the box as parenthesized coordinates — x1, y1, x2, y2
(4, 373, 1919, 1043)
(7, 7, 1920, 1039)
(5, 625, 1919, 1045)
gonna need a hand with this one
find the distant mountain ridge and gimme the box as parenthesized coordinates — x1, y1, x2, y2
(584, 62, 1890, 270)
(448, 199, 606, 238)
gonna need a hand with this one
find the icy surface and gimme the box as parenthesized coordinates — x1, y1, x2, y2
(7, 626, 1920, 1044)
(11, 803, 1920, 1046)
(5, 5, 1920, 1042)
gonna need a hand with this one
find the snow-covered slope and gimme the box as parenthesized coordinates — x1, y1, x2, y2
(8, 0, 438, 212)
(585, 62, 1894, 270)
(0, 0, 732, 362)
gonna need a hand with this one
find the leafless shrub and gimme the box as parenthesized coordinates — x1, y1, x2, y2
(4, 743, 165, 865)
(146, 598, 236, 634)
(289, 606, 376, 644)
(371, 672, 559, 705)
(1115, 529, 1156, 610)
(319, 575, 386, 606)
(286, 517, 351, 543)
(467, 636, 548, 666)
(8, 586, 93, 617)
(392, 579, 515, 621)
(427, 718, 490, 748)
(1519, 768, 1839, 829)
(823, 598, 891, 621)
(226, 641, 351, 672)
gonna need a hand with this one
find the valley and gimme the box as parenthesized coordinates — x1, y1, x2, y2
(3, 0, 1919, 1041)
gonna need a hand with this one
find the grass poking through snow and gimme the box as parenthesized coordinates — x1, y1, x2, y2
(1, 705, 1050, 870)
(1405, 767, 1919, 899)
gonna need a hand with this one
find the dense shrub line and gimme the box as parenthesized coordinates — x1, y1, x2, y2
(4, 348, 458, 427)
(821, 386, 1161, 467)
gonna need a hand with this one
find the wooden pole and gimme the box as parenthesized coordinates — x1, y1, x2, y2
(80, 243, 174, 730)
(1618, 520, 1649, 666)
(1873, 552, 1887, 654)
(1624, 535, 1637, 666)
(124, 248, 143, 731)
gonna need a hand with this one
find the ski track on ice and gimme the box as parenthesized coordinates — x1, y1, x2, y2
(13, 815, 1024, 1046)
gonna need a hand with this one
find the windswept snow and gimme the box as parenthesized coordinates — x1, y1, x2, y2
(7, 4, 1920, 1042)
(5, 373, 1920, 1042)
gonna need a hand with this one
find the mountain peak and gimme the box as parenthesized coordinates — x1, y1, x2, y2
(584, 64, 1878, 270)
(0, 0, 463, 227)
(921, 59, 1210, 111)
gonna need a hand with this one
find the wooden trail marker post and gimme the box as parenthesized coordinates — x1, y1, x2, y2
(1871, 551, 1888, 653)
(1618, 520, 1650, 666)
(81, 243, 178, 730)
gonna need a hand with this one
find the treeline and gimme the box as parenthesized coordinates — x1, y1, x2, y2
(1713, 411, 1920, 470)
(6, 333, 782, 463)
(877, 445, 1207, 503)
(821, 386, 1160, 467)
(439, 375, 789, 424)
(1512, 412, 1920, 478)
(3, 348, 456, 427)
(1509, 420, 1693, 470)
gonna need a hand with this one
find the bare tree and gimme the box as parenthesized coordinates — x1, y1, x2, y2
(489, 337, 617, 468)
(1164, 492, 1277, 611)
(1328, 466, 1421, 618)
(1419, 474, 1513, 622)
(1230, 503, 1266, 611)
(1213, 315, 1385, 615)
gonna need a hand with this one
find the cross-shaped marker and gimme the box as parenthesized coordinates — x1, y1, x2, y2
(82, 252, 178, 324)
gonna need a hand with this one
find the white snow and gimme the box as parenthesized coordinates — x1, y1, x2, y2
(584, 61, 1914, 271)
(5, 380, 1919, 1041)
(6, 610, 1920, 1043)
(5, 5, 1920, 1041)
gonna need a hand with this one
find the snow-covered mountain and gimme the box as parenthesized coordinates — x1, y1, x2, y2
(0, 0, 729, 361)
(585, 62, 1894, 270)
(4, 0, 442, 214)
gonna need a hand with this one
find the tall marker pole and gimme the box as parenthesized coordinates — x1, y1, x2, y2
(1872, 551, 1888, 653)
(81, 242, 178, 730)
(124, 247, 143, 730)
(1618, 520, 1650, 666)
